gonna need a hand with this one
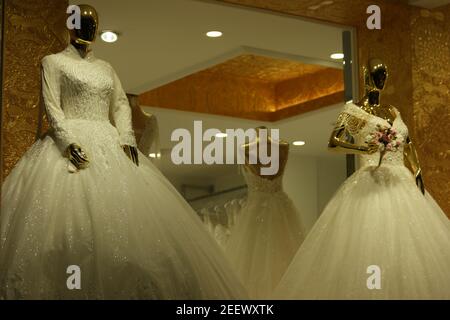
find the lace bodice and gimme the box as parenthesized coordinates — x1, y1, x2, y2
(41, 44, 136, 151)
(339, 102, 408, 168)
(242, 166, 284, 194)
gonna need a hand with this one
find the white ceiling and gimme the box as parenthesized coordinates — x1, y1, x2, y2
(88, 0, 347, 94)
(408, 0, 450, 8)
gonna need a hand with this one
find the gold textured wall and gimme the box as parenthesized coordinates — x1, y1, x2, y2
(0, 0, 4, 188)
(2, 0, 68, 179)
(411, 5, 450, 217)
(216, 0, 449, 217)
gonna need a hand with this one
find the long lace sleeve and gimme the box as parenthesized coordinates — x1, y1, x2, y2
(110, 68, 137, 147)
(41, 56, 78, 151)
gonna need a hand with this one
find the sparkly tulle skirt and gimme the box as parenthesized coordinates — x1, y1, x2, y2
(0, 120, 247, 299)
(225, 181, 305, 299)
(275, 164, 450, 299)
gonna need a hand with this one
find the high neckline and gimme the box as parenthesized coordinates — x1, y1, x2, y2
(65, 44, 95, 61)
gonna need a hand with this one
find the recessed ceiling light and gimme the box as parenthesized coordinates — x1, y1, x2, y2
(101, 30, 119, 43)
(215, 132, 228, 138)
(149, 153, 161, 159)
(293, 141, 306, 146)
(206, 31, 223, 38)
(330, 53, 344, 60)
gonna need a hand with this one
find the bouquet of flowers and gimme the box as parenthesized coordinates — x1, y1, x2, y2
(366, 124, 403, 166)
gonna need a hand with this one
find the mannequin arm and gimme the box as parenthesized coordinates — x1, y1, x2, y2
(110, 67, 139, 166)
(42, 56, 89, 170)
(403, 137, 425, 194)
(328, 126, 378, 155)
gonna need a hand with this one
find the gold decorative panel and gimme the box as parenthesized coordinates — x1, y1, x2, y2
(204, 54, 330, 82)
(411, 5, 450, 217)
(139, 54, 344, 121)
(2, 0, 68, 178)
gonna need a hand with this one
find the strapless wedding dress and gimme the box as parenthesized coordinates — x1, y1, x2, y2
(275, 102, 450, 299)
(225, 166, 305, 299)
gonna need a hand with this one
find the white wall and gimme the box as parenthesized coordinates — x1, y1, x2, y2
(283, 154, 318, 233)
(317, 155, 347, 214)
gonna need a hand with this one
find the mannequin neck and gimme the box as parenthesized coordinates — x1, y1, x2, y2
(71, 40, 91, 58)
(367, 90, 380, 107)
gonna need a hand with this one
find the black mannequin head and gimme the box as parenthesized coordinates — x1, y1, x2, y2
(369, 58, 388, 91)
(69, 4, 99, 46)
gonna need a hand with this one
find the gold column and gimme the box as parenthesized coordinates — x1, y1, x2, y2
(2, 0, 68, 179)
(411, 5, 450, 217)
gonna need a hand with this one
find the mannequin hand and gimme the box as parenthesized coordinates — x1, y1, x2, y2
(65, 143, 90, 170)
(415, 170, 425, 195)
(123, 145, 139, 166)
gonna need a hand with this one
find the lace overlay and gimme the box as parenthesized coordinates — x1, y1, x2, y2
(41, 45, 136, 151)
(243, 167, 284, 194)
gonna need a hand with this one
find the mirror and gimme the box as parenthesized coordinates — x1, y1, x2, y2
(89, 0, 354, 236)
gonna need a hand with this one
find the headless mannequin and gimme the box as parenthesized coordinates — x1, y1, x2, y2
(127, 94, 160, 159)
(127, 94, 153, 144)
(242, 126, 289, 181)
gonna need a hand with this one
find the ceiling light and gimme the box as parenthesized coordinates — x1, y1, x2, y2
(101, 30, 119, 43)
(330, 53, 344, 60)
(206, 31, 223, 38)
(215, 132, 228, 138)
(293, 141, 306, 146)
(149, 153, 161, 159)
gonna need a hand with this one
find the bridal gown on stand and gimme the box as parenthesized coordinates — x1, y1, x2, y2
(275, 102, 450, 300)
(225, 165, 305, 299)
(0, 45, 247, 300)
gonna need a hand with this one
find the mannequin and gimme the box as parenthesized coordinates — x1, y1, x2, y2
(66, 4, 139, 169)
(227, 126, 304, 299)
(328, 58, 424, 193)
(127, 94, 160, 161)
(242, 126, 289, 180)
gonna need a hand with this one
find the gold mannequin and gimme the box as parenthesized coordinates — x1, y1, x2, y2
(328, 59, 424, 193)
(66, 4, 139, 168)
(242, 126, 289, 180)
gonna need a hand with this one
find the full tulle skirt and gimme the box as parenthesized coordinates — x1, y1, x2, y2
(275, 164, 450, 300)
(0, 120, 247, 300)
(225, 190, 305, 299)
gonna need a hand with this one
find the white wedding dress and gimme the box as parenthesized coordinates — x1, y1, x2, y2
(0, 45, 247, 300)
(225, 165, 305, 299)
(275, 102, 450, 300)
